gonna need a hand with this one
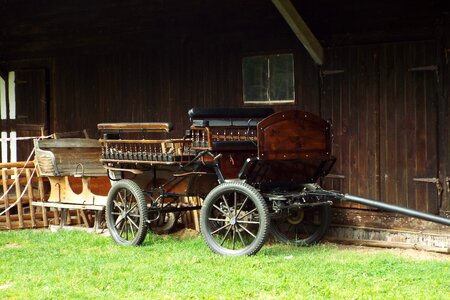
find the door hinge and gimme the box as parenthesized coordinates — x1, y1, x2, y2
(413, 177, 443, 195)
(321, 70, 345, 76)
(408, 65, 439, 83)
(445, 177, 450, 194)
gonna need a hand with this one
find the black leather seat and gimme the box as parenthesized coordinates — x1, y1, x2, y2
(188, 107, 274, 120)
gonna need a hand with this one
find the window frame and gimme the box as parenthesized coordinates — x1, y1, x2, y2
(242, 51, 296, 105)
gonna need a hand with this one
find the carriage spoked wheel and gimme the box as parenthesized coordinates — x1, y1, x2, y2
(106, 179, 149, 246)
(200, 182, 269, 256)
(270, 186, 331, 246)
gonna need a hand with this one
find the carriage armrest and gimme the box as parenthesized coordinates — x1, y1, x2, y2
(34, 146, 61, 176)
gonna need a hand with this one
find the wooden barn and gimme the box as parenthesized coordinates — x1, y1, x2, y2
(1, 0, 449, 250)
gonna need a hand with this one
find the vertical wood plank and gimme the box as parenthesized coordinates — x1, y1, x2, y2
(38, 176, 48, 227)
(1, 168, 11, 229)
(26, 168, 36, 227)
(13, 168, 24, 228)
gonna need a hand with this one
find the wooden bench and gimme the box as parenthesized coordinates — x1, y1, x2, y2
(34, 138, 109, 208)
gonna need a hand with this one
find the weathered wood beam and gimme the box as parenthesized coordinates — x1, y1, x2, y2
(272, 0, 324, 65)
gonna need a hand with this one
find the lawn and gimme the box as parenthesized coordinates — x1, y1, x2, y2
(0, 229, 449, 299)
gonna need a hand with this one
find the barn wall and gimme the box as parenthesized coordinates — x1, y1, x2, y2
(1, 2, 448, 219)
(49, 37, 320, 138)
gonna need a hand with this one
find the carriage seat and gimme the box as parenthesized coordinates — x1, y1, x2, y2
(188, 107, 272, 150)
(34, 138, 105, 177)
(188, 107, 274, 120)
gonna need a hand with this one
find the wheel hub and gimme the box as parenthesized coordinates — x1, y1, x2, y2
(287, 209, 304, 224)
(229, 217, 237, 225)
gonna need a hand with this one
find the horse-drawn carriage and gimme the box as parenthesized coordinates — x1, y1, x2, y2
(97, 108, 338, 255)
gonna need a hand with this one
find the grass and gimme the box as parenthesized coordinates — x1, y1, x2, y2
(0, 230, 449, 299)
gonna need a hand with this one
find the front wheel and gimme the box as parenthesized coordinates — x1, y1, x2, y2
(200, 181, 269, 256)
(106, 179, 148, 245)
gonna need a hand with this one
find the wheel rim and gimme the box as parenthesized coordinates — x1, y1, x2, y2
(109, 188, 143, 243)
(205, 190, 262, 252)
(271, 205, 329, 245)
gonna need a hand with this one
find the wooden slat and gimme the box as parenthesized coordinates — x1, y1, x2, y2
(97, 122, 173, 132)
(13, 168, 24, 228)
(1, 169, 12, 229)
(26, 168, 36, 227)
(37, 138, 101, 148)
(0, 161, 35, 169)
(38, 175, 48, 227)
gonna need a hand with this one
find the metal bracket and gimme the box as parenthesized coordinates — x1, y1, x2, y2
(413, 177, 443, 195)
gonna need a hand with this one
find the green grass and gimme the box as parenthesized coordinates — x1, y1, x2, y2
(0, 230, 449, 299)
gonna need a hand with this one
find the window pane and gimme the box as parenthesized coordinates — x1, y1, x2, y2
(269, 54, 294, 101)
(242, 56, 268, 102)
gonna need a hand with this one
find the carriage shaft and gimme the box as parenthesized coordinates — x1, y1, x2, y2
(342, 194, 450, 227)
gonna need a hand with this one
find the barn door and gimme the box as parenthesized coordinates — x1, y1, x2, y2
(0, 69, 48, 162)
(320, 45, 380, 209)
(321, 41, 440, 213)
(379, 42, 439, 214)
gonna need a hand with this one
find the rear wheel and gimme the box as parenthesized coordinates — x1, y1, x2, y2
(106, 179, 148, 245)
(200, 182, 269, 256)
(271, 204, 331, 246)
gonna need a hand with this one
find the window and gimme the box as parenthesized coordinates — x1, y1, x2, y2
(242, 53, 295, 104)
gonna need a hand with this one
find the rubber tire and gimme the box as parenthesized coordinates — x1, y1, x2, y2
(106, 179, 148, 246)
(270, 204, 331, 246)
(200, 181, 269, 256)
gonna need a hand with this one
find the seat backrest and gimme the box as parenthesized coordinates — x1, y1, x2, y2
(34, 138, 105, 177)
(257, 110, 332, 160)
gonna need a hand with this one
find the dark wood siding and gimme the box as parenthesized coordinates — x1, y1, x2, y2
(321, 41, 441, 213)
(321, 46, 380, 208)
(379, 42, 439, 213)
(50, 40, 319, 138)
